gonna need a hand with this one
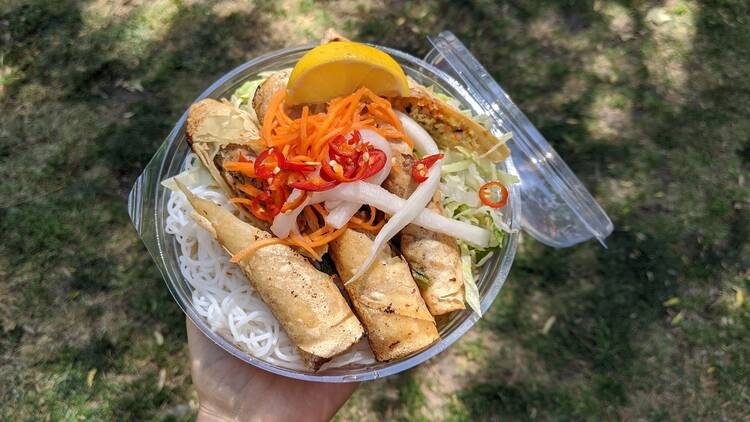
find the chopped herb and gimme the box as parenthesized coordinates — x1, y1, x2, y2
(411, 268, 432, 289)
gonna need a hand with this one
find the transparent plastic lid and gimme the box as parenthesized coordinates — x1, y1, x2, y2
(424, 31, 613, 248)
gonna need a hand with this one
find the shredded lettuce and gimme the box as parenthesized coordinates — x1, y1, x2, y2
(440, 143, 519, 316)
(230, 81, 259, 109)
(161, 159, 215, 192)
(229, 71, 277, 111)
(460, 243, 481, 315)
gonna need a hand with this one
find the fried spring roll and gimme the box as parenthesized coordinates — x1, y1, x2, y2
(178, 183, 364, 370)
(383, 143, 465, 315)
(186, 99, 269, 228)
(187, 99, 330, 257)
(392, 82, 511, 162)
(330, 229, 439, 361)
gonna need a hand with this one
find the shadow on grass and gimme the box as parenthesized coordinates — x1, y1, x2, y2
(0, 0, 277, 419)
(1, 0, 748, 420)
(348, 0, 749, 419)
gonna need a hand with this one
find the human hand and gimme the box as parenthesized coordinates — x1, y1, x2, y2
(186, 318, 357, 422)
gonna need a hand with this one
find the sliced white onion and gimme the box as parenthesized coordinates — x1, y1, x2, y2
(267, 181, 491, 245)
(324, 199, 342, 210)
(325, 204, 355, 229)
(325, 129, 393, 228)
(315, 182, 490, 247)
(342, 117, 442, 283)
(270, 189, 306, 238)
(396, 111, 439, 155)
(412, 205, 490, 246)
(347, 164, 440, 283)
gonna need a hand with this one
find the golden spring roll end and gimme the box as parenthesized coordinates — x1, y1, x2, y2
(330, 229, 439, 361)
(179, 183, 364, 368)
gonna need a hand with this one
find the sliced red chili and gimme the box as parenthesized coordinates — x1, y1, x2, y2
(419, 153, 444, 168)
(250, 196, 274, 221)
(329, 132, 362, 160)
(360, 148, 387, 179)
(289, 178, 339, 192)
(236, 183, 264, 198)
(412, 168, 428, 183)
(254, 148, 285, 180)
(342, 159, 359, 178)
(479, 180, 509, 209)
(269, 170, 293, 191)
(322, 154, 370, 183)
(320, 157, 342, 181)
(329, 136, 355, 159)
(411, 153, 444, 183)
(269, 189, 285, 215)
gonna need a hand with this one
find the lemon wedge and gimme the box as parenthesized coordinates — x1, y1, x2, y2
(286, 41, 409, 105)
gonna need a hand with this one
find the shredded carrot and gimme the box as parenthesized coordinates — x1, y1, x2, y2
(312, 127, 345, 157)
(236, 184, 264, 197)
(276, 103, 293, 125)
(308, 224, 332, 239)
(365, 205, 378, 225)
(304, 224, 349, 246)
(231, 237, 289, 263)
(237, 86, 412, 257)
(292, 154, 314, 162)
(352, 118, 375, 128)
(349, 206, 384, 231)
(312, 203, 328, 217)
(230, 197, 255, 205)
(262, 90, 286, 144)
(350, 217, 385, 232)
(300, 105, 309, 149)
(288, 234, 322, 260)
(303, 204, 320, 221)
(224, 162, 255, 177)
(302, 206, 320, 232)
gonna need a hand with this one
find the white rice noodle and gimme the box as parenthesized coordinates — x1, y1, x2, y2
(167, 154, 374, 370)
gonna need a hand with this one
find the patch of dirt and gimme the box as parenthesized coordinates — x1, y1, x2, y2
(641, 1, 699, 105)
(419, 328, 524, 419)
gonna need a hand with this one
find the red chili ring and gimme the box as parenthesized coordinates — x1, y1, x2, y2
(411, 153, 444, 183)
(479, 181, 509, 209)
(254, 148, 285, 180)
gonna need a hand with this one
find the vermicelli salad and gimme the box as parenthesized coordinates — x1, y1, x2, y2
(162, 30, 518, 371)
(165, 155, 375, 369)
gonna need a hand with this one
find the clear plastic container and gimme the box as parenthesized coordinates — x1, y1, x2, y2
(128, 32, 610, 382)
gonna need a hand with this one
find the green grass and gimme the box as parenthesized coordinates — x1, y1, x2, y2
(1, 0, 749, 420)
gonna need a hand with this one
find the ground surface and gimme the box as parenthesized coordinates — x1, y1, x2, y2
(1, 1, 748, 420)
